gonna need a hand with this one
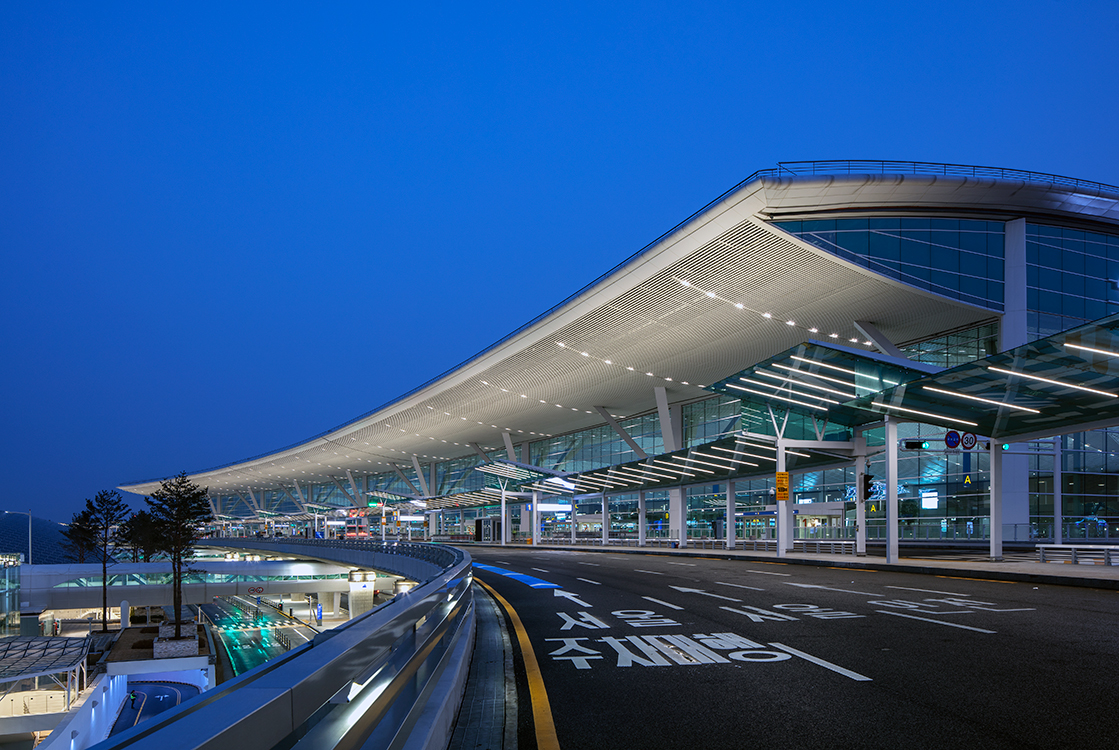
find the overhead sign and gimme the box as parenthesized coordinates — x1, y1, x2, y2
(945, 431, 961, 449)
(775, 472, 789, 502)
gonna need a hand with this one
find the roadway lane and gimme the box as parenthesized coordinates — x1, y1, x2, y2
(468, 547, 1118, 750)
(110, 682, 201, 736)
(201, 598, 316, 676)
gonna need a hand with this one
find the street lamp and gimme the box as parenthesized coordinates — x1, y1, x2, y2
(4, 510, 32, 564)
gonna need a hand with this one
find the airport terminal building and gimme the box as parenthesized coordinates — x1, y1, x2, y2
(120, 161, 1119, 555)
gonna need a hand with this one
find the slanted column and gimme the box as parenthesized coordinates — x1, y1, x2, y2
(601, 492, 609, 545)
(725, 481, 736, 550)
(854, 435, 868, 557)
(637, 491, 646, 547)
(885, 418, 899, 563)
(990, 442, 1004, 560)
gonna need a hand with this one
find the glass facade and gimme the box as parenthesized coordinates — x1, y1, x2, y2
(0, 556, 19, 638)
(772, 218, 1005, 310)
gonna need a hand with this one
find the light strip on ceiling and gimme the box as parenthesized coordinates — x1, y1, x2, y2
(693, 450, 758, 468)
(756, 368, 857, 399)
(574, 475, 625, 489)
(649, 460, 698, 477)
(738, 376, 840, 404)
(867, 401, 979, 427)
(662, 457, 716, 474)
(734, 438, 777, 452)
(726, 383, 828, 411)
(609, 467, 663, 483)
(772, 363, 856, 389)
(710, 445, 775, 462)
(733, 436, 810, 458)
(988, 366, 1118, 398)
(679, 454, 741, 471)
(922, 386, 1041, 414)
(789, 355, 862, 378)
(1064, 342, 1119, 358)
(620, 465, 678, 480)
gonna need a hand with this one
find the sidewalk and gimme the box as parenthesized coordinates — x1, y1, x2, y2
(460, 542, 1119, 590)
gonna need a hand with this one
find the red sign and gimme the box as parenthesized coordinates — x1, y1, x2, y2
(247, 586, 264, 595)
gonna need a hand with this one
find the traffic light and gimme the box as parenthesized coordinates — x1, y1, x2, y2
(861, 473, 874, 501)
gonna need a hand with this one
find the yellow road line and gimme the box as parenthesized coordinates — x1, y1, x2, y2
(476, 578, 561, 750)
(935, 575, 1014, 584)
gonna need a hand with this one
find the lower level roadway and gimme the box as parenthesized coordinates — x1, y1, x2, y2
(201, 598, 315, 676)
(109, 682, 201, 736)
(466, 548, 1118, 750)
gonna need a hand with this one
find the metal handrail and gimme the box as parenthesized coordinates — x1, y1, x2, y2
(95, 540, 472, 750)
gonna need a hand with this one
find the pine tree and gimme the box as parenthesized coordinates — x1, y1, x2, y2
(118, 510, 160, 563)
(147, 472, 213, 639)
(86, 489, 132, 632)
(61, 509, 98, 563)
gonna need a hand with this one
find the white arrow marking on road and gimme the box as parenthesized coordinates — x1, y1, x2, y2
(554, 589, 592, 607)
(783, 583, 876, 595)
(715, 581, 764, 591)
(668, 586, 742, 602)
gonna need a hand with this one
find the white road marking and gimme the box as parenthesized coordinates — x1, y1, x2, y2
(532, 568, 550, 573)
(495, 561, 512, 565)
(634, 569, 664, 575)
(554, 590, 592, 607)
(886, 585, 970, 596)
(669, 586, 742, 602)
(576, 577, 601, 585)
(715, 581, 765, 591)
(741, 569, 792, 577)
(876, 610, 995, 633)
(769, 642, 872, 681)
(667, 562, 697, 566)
(783, 583, 876, 595)
(579, 562, 601, 566)
(641, 596, 684, 610)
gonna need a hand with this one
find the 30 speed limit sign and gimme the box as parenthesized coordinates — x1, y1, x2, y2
(960, 432, 977, 450)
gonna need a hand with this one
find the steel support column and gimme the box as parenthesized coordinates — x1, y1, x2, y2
(885, 418, 899, 563)
(990, 442, 1004, 561)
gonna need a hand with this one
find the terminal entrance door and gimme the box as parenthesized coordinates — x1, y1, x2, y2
(474, 517, 501, 543)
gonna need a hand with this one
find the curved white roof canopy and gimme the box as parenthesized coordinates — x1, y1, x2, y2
(121, 169, 1119, 498)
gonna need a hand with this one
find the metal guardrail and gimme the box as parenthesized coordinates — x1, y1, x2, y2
(1037, 544, 1119, 565)
(95, 540, 473, 750)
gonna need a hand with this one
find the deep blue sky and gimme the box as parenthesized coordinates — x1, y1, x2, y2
(3, 2, 1117, 522)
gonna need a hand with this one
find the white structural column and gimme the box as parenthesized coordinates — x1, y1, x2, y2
(532, 491, 540, 547)
(637, 491, 646, 547)
(999, 217, 1031, 532)
(725, 480, 736, 550)
(669, 488, 687, 548)
(500, 482, 507, 546)
(990, 442, 1004, 560)
(775, 441, 790, 557)
(601, 492, 609, 545)
(854, 434, 868, 556)
(571, 497, 577, 544)
(885, 418, 899, 563)
(1054, 440, 1063, 544)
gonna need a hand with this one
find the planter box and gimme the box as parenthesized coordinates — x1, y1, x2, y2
(154, 636, 199, 658)
(159, 621, 195, 639)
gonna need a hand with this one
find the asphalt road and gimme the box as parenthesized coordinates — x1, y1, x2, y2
(201, 598, 315, 676)
(468, 547, 1118, 750)
(110, 682, 200, 736)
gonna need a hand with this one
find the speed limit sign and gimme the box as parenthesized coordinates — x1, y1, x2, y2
(960, 432, 977, 450)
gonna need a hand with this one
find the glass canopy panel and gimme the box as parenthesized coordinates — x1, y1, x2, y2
(846, 313, 1119, 439)
(706, 340, 940, 429)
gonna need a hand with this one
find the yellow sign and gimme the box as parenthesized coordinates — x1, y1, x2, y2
(964, 475, 972, 485)
(775, 471, 789, 502)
